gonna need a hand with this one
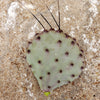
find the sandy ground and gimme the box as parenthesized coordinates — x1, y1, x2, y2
(0, 0, 100, 100)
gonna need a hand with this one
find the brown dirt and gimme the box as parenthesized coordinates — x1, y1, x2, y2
(0, 0, 100, 100)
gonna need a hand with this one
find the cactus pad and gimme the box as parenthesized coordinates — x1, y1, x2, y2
(26, 30, 84, 92)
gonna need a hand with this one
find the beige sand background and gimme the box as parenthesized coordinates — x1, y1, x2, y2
(0, 0, 100, 100)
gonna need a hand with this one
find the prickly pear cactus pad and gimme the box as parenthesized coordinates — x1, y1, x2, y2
(26, 30, 84, 92)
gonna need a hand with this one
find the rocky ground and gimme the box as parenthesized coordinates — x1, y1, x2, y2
(0, 0, 100, 100)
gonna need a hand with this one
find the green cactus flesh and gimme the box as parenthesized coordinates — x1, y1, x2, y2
(26, 30, 84, 92)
